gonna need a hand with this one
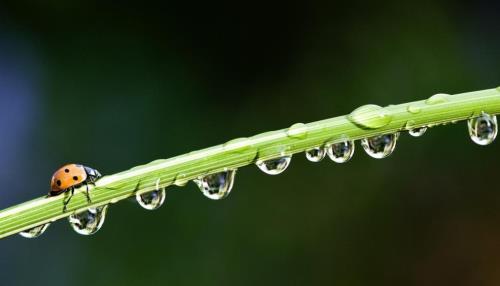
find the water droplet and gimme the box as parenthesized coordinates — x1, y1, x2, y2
(136, 189, 166, 210)
(223, 137, 248, 147)
(223, 137, 252, 153)
(361, 133, 399, 159)
(348, 104, 392, 129)
(408, 127, 427, 137)
(406, 105, 421, 114)
(425, 93, 448, 105)
(174, 173, 189, 186)
(326, 140, 355, 163)
(468, 113, 497, 145)
(286, 123, 308, 139)
(256, 155, 292, 175)
(69, 205, 108, 235)
(19, 223, 50, 239)
(305, 147, 325, 162)
(194, 169, 236, 200)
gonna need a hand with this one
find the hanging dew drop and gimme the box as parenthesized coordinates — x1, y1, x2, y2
(348, 104, 392, 129)
(194, 169, 236, 200)
(256, 155, 292, 175)
(468, 113, 498, 146)
(136, 189, 166, 210)
(305, 147, 325, 162)
(326, 140, 355, 163)
(408, 127, 427, 137)
(68, 205, 108, 235)
(19, 223, 50, 239)
(361, 133, 399, 159)
(136, 178, 167, 210)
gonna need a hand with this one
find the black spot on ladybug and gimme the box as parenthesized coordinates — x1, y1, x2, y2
(56, 180, 62, 186)
(64, 169, 70, 173)
(73, 176, 78, 181)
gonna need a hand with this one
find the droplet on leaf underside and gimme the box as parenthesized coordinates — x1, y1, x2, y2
(256, 156, 292, 175)
(361, 133, 399, 159)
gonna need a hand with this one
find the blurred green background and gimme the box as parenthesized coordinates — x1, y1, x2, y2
(0, 1, 499, 285)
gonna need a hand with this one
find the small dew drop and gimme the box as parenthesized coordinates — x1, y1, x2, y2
(408, 127, 427, 137)
(194, 169, 236, 200)
(19, 223, 50, 239)
(326, 140, 355, 163)
(68, 205, 108, 236)
(361, 133, 399, 159)
(348, 104, 392, 129)
(223, 137, 248, 147)
(174, 173, 189, 186)
(136, 188, 166, 210)
(305, 147, 326, 162)
(468, 113, 498, 146)
(223, 137, 251, 154)
(286, 123, 308, 139)
(256, 155, 292, 175)
(425, 93, 448, 105)
(406, 105, 421, 114)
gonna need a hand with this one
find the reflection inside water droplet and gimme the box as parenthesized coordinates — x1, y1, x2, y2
(408, 127, 427, 137)
(68, 205, 108, 235)
(19, 223, 50, 239)
(136, 188, 166, 210)
(194, 169, 236, 200)
(468, 113, 497, 146)
(326, 140, 355, 163)
(361, 133, 399, 159)
(256, 156, 292, 175)
(305, 147, 325, 162)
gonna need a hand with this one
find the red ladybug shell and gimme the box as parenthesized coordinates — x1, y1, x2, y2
(50, 164, 88, 195)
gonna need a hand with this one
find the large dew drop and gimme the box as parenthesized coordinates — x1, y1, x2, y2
(136, 188, 166, 210)
(408, 127, 427, 137)
(256, 155, 292, 175)
(468, 113, 497, 146)
(326, 140, 355, 163)
(68, 205, 108, 235)
(361, 133, 399, 159)
(305, 147, 325, 162)
(348, 104, 392, 129)
(19, 223, 50, 239)
(194, 169, 236, 200)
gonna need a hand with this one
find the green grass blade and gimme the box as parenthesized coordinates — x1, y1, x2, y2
(1, 87, 499, 239)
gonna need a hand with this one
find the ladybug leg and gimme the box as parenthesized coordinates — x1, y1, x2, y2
(63, 187, 75, 212)
(84, 183, 92, 203)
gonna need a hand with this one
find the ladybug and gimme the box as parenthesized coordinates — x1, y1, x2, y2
(49, 164, 102, 211)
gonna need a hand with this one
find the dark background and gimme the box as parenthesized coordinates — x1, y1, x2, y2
(0, 1, 499, 285)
